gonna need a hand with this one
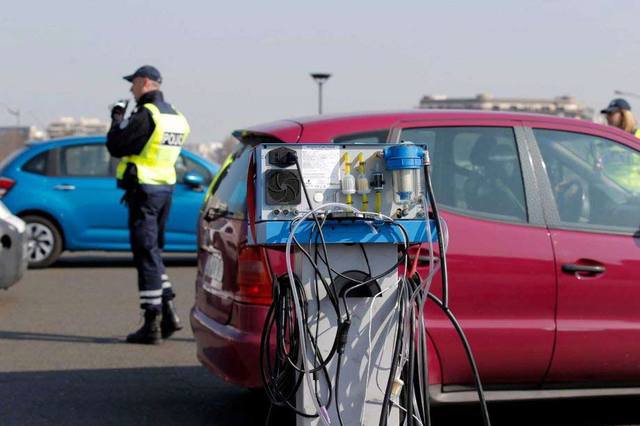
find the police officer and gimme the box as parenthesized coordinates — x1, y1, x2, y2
(601, 98, 640, 138)
(107, 65, 190, 344)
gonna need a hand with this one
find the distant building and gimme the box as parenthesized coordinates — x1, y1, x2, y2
(0, 126, 43, 160)
(418, 93, 594, 120)
(186, 141, 221, 164)
(186, 136, 237, 166)
(46, 117, 108, 139)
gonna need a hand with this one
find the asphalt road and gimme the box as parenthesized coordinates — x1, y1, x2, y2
(1, 253, 640, 425)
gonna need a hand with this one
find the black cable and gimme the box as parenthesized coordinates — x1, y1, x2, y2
(295, 205, 410, 426)
(310, 220, 411, 296)
(379, 277, 406, 426)
(284, 220, 343, 376)
(289, 220, 340, 312)
(307, 215, 411, 426)
(286, 237, 342, 373)
(260, 274, 327, 419)
(423, 162, 491, 426)
(359, 243, 372, 277)
(291, 212, 413, 426)
(261, 308, 311, 416)
(312, 223, 323, 406)
(407, 283, 416, 425)
(264, 403, 272, 426)
(294, 157, 341, 313)
(292, 219, 412, 320)
(282, 279, 338, 379)
(428, 293, 490, 426)
(410, 273, 430, 426)
(423, 163, 450, 307)
(260, 226, 358, 422)
(335, 353, 346, 426)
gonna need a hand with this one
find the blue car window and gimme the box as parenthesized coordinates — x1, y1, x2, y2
(183, 155, 212, 183)
(22, 151, 48, 175)
(61, 144, 111, 177)
(175, 154, 212, 185)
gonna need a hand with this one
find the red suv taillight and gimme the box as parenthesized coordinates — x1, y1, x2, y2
(0, 177, 15, 198)
(234, 245, 273, 305)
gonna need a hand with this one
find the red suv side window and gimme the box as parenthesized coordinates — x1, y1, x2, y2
(534, 129, 640, 231)
(401, 126, 527, 223)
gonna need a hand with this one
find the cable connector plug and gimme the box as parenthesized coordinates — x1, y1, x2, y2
(390, 377, 404, 401)
(268, 147, 298, 167)
(422, 148, 431, 166)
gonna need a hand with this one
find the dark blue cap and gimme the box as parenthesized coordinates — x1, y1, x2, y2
(601, 98, 631, 114)
(123, 65, 162, 84)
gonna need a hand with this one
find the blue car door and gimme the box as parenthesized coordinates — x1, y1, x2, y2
(50, 142, 128, 249)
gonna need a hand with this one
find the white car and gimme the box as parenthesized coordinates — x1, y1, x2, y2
(0, 201, 27, 289)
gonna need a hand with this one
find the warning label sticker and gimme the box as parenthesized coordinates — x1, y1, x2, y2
(300, 147, 341, 190)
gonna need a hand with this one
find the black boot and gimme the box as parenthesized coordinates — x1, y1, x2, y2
(126, 310, 162, 344)
(161, 299, 183, 339)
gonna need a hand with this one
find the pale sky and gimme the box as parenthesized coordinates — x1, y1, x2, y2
(1, 0, 639, 143)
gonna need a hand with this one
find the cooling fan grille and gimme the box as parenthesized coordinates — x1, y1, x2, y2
(265, 170, 301, 205)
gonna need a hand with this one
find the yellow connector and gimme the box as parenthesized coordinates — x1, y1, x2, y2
(357, 152, 370, 210)
(357, 152, 365, 174)
(343, 152, 351, 175)
(342, 152, 354, 207)
(375, 191, 382, 213)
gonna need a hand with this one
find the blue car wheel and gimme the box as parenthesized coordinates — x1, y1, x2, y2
(23, 215, 63, 268)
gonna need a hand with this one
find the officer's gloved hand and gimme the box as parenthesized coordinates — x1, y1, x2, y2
(110, 99, 128, 122)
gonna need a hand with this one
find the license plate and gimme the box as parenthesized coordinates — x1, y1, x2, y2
(203, 249, 224, 292)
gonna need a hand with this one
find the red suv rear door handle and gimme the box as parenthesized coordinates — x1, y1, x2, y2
(562, 263, 605, 274)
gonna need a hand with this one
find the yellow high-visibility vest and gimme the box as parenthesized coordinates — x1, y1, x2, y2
(116, 103, 190, 185)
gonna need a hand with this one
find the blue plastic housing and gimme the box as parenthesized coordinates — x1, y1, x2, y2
(249, 219, 437, 245)
(383, 144, 425, 170)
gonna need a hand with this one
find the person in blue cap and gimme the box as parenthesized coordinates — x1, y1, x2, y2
(107, 65, 190, 344)
(601, 98, 640, 138)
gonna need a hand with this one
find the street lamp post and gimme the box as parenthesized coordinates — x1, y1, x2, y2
(310, 73, 331, 115)
(614, 90, 640, 100)
(0, 102, 21, 126)
(7, 108, 20, 126)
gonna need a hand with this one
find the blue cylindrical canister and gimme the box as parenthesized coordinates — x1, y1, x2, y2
(383, 144, 425, 170)
(383, 143, 425, 204)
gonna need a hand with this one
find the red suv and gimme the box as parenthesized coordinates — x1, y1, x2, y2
(191, 111, 640, 403)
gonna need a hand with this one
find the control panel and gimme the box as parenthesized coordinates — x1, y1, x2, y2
(249, 143, 436, 246)
(255, 143, 428, 221)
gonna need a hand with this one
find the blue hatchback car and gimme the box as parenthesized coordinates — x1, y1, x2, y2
(0, 136, 218, 268)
